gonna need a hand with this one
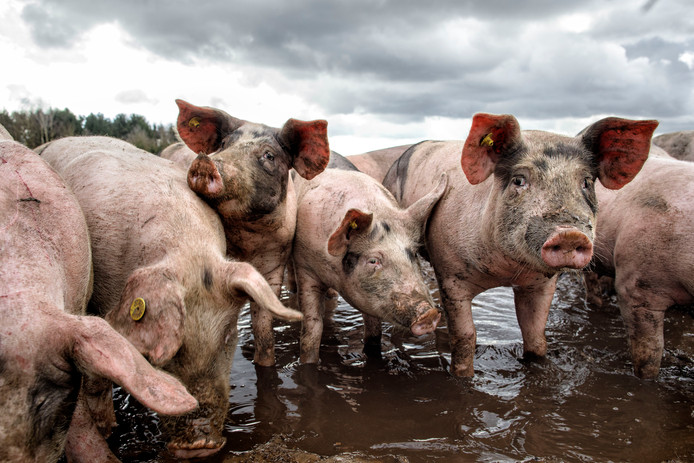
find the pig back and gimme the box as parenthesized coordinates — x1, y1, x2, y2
(594, 156, 694, 275)
(1, 139, 92, 315)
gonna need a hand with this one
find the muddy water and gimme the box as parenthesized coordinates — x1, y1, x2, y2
(109, 268, 694, 462)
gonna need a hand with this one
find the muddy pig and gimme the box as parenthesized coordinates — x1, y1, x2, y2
(38, 136, 302, 460)
(348, 144, 412, 182)
(383, 114, 657, 377)
(586, 155, 694, 379)
(0, 132, 196, 463)
(652, 130, 694, 162)
(292, 151, 447, 363)
(171, 99, 330, 367)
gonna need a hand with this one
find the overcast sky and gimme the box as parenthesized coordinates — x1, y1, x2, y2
(1, 0, 692, 154)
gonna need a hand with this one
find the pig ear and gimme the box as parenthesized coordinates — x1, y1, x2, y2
(461, 113, 523, 185)
(221, 261, 303, 321)
(404, 173, 447, 239)
(327, 209, 374, 256)
(278, 118, 330, 180)
(105, 266, 186, 367)
(175, 99, 244, 155)
(578, 117, 658, 190)
(71, 316, 197, 416)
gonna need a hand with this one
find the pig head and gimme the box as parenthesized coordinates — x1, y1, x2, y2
(383, 114, 657, 377)
(0, 135, 196, 463)
(39, 136, 301, 460)
(292, 161, 447, 363)
(175, 98, 329, 222)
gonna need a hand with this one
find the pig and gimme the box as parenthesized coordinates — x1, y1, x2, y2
(348, 144, 412, 182)
(652, 130, 694, 162)
(38, 136, 302, 460)
(292, 151, 447, 363)
(0, 131, 196, 463)
(586, 155, 694, 379)
(171, 99, 330, 367)
(382, 113, 657, 377)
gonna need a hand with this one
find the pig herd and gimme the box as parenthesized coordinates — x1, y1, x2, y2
(1, 98, 692, 462)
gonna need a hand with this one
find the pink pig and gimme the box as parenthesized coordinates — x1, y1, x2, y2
(0, 130, 196, 463)
(292, 152, 447, 362)
(587, 154, 694, 378)
(39, 136, 301, 460)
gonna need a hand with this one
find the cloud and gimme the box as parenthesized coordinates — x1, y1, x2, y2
(11, 0, 694, 145)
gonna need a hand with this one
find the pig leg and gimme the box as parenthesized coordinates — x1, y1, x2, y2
(65, 390, 120, 463)
(252, 299, 277, 366)
(439, 277, 477, 377)
(583, 271, 605, 308)
(615, 275, 668, 379)
(81, 375, 116, 437)
(285, 259, 298, 293)
(363, 314, 382, 357)
(513, 277, 556, 359)
(620, 305, 666, 379)
(252, 263, 291, 366)
(298, 271, 327, 364)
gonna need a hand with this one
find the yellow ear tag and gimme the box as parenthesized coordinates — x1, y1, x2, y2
(188, 117, 201, 129)
(349, 220, 358, 230)
(480, 133, 494, 147)
(130, 298, 146, 321)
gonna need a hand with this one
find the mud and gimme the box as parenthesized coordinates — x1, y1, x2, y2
(106, 266, 694, 463)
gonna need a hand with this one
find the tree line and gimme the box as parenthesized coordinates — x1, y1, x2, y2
(0, 107, 177, 154)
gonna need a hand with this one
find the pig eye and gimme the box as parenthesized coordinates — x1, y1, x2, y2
(367, 257, 381, 266)
(582, 178, 592, 190)
(263, 151, 275, 162)
(511, 175, 527, 188)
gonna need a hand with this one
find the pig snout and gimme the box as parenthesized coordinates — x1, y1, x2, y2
(166, 416, 226, 459)
(187, 155, 224, 197)
(541, 227, 593, 269)
(410, 303, 442, 336)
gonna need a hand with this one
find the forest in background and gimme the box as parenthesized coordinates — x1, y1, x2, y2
(0, 107, 177, 154)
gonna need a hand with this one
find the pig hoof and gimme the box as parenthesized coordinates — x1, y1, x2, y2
(167, 436, 226, 459)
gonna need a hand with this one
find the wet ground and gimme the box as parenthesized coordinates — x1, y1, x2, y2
(108, 267, 694, 462)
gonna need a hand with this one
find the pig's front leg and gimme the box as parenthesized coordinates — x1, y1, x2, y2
(298, 270, 327, 364)
(513, 276, 557, 359)
(65, 389, 120, 463)
(251, 265, 286, 367)
(439, 277, 477, 377)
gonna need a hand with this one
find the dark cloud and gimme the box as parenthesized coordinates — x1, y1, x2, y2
(19, 0, 694, 127)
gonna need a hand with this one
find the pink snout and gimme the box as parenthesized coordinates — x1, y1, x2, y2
(541, 228, 593, 269)
(410, 305, 441, 336)
(187, 156, 223, 197)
